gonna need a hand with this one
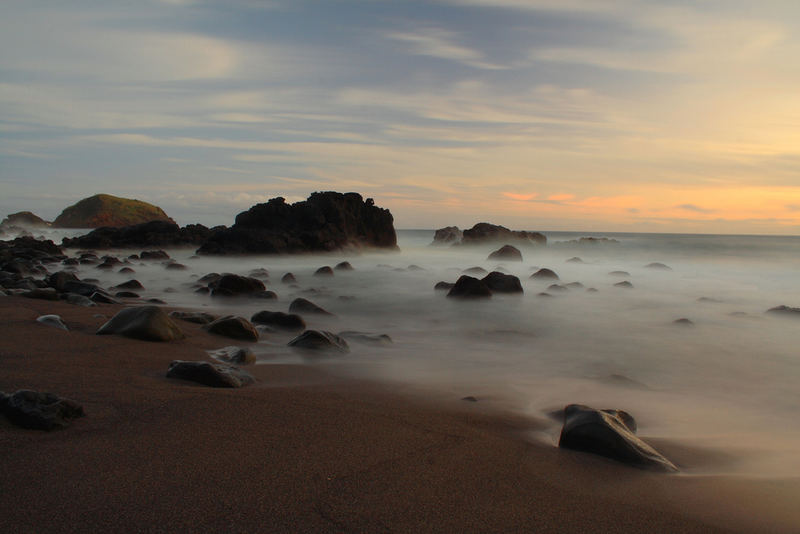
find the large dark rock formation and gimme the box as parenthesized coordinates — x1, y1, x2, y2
(61, 220, 212, 249)
(481, 271, 523, 294)
(53, 194, 173, 228)
(461, 223, 546, 246)
(1, 211, 50, 228)
(558, 404, 678, 472)
(196, 192, 397, 255)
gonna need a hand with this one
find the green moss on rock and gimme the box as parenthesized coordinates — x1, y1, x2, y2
(53, 194, 173, 228)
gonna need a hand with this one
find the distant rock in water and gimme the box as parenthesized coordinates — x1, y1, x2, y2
(552, 237, 620, 246)
(644, 262, 672, 270)
(431, 226, 463, 245)
(1, 211, 50, 228)
(461, 223, 545, 246)
(487, 244, 522, 262)
(53, 194, 174, 228)
(447, 275, 491, 299)
(197, 192, 397, 255)
(61, 220, 212, 249)
(766, 305, 800, 316)
(530, 268, 559, 280)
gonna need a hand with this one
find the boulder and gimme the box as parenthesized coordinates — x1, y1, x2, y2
(169, 310, 217, 325)
(62, 293, 97, 307)
(431, 226, 462, 245)
(140, 250, 171, 260)
(481, 271, 523, 294)
(334, 261, 354, 271)
(36, 314, 68, 331)
(530, 268, 559, 280)
(434, 281, 454, 291)
(208, 346, 256, 365)
(558, 404, 678, 472)
(114, 279, 144, 290)
(166, 360, 255, 388)
(53, 193, 174, 228)
(196, 192, 397, 255)
(288, 330, 350, 353)
(61, 220, 212, 249)
(461, 223, 546, 246)
(47, 271, 79, 291)
(447, 275, 492, 299)
(314, 266, 334, 277)
(2, 390, 84, 430)
(203, 315, 259, 342)
(289, 298, 332, 315)
(96, 306, 185, 342)
(487, 245, 522, 262)
(251, 310, 306, 331)
(281, 272, 297, 284)
(209, 273, 265, 297)
(251, 290, 278, 300)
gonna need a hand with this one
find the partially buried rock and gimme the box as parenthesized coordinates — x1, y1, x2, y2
(338, 331, 392, 346)
(166, 360, 255, 388)
(447, 275, 491, 299)
(531, 268, 559, 280)
(251, 310, 306, 331)
(314, 266, 334, 277)
(281, 272, 297, 284)
(434, 281, 454, 291)
(209, 273, 265, 297)
(608, 271, 630, 277)
(644, 262, 672, 270)
(558, 404, 678, 472)
(2, 390, 84, 430)
(614, 281, 634, 288)
(96, 306, 185, 342)
(169, 310, 217, 325)
(203, 315, 259, 342)
(36, 314, 68, 331)
(334, 261, 354, 271)
(289, 297, 332, 315)
(288, 330, 350, 353)
(208, 346, 256, 365)
(487, 244, 522, 262)
(481, 271, 523, 294)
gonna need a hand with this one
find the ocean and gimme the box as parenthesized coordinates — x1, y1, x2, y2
(20, 228, 800, 476)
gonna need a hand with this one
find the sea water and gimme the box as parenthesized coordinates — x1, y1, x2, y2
(28, 228, 800, 476)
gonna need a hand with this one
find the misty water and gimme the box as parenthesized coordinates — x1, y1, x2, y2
(31, 228, 800, 477)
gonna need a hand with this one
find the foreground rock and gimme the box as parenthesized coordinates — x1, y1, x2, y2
(53, 193, 173, 228)
(481, 271, 523, 294)
(251, 310, 306, 331)
(96, 306, 185, 342)
(487, 244, 523, 261)
(166, 360, 255, 388)
(288, 330, 350, 353)
(36, 314, 68, 331)
(447, 275, 491, 299)
(1, 390, 84, 430)
(203, 316, 259, 342)
(62, 220, 212, 249)
(197, 192, 397, 255)
(558, 404, 678, 472)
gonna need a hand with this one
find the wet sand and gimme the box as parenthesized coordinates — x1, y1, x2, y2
(1, 295, 799, 533)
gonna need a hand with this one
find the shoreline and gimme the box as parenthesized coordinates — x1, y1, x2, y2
(2, 295, 800, 532)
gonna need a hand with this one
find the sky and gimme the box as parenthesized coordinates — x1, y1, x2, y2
(2, 0, 800, 234)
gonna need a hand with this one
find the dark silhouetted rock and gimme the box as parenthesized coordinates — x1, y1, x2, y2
(196, 192, 397, 255)
(461, 396, 478, 402)
(531, 268, 559, 280)
(53, 194, 173, 228)
(673, 318, 694, 326)
(140, 250, 170, 260)
(431, 226, 462, 245)
(166, 360, 255, 388)
(62, 280, 104, 297)
(63, 293, 96, 307)
(447, 275, 491, 299)
(314, 266, 334, 277)
(36, 314, 68, 331)
(198, 272, 221, 284)
(1, 211, 50, 228)
(566, 257, 583, 263)
(334, 261, 354, 271)
(558, 404, 677, 472)
(462, 266, 488, 276)
(434, 281, 454, 291)
(115, 291, 140, 299)
(767, 305, 800, 316)
(62, 220, 212, 249)
(644, 262, 672, 270)
(96, 306, 185, 342)
(288, 330, 350, 353)
(461, 223, 545, 246)
(487, 244, 522, 262)
(289, 298, 332, 315)
(251, 290, 277, 300)
(169, 311, 217, 325)
(208, 346, 256, 365)
(165, 262, 187, 270)
(22, 288, 59, 300)
(47, 271, 79, 291)
(1, 390, 84, 430)
(338, 331, 392, 346)
(251, 311, 306, 331)
(481, 271, 523, 294)
(614, 281, 634, 288)
(608, 271, 630, 277)
(91, 292, 120, 304)
(203, 315, 259, 342)
(209, 274, 265, 297)
(114, 279, 144, 290)
(281, 272, 297, 284)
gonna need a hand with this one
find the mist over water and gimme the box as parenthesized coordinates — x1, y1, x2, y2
(47, 229, 800, 476)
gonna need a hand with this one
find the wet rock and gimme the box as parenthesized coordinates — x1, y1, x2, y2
(281, 272, 297, 284)
(461, 396, 478, 402)
(90, 292, 120, 304)
(62, 280, 105, 297)
(614, 281, 634, 288)
(288, 330, 350, 353)
(558, 404, 677, 472)
(114, 279, 144, 290)
(314, 266, 334, 277)
(198, 272, 221, 284)
(251, 310, 306, 331)
(289, 297, 332, 315)
(62, 221, 210, 249)
(487, 244, 522, 262)
(36, 314, 68, 331)
(118, 267, 135, 274)
(203, 315, 259, 342)
(47, 271, 79, 291)
(334, 261, 354, 271)
(251, 290, 278, 300)
(338, 331, 393, 346)
(165, 262, 187, 270)
(565, 282, 584, 289)
(644, 262, 672, 270)
(248, 268, 270, 279)
(530, 268, 559, 280)
(96, 306, 185, 342)
(209, 273, 265, 297)
(434, 281, 454, 291)
(169, 310, 217, 325)
(481, 271, 523, 294)
(166, 360, 255, 388)
(141, 250, 170, 260)
(547, 284, 568, 292)
(1, 390, 84, 430)
(208, 346, 256, 365)
(115, 291, 140, 299)
(447, 275, 492, 299)
(62, 293, 96, 307)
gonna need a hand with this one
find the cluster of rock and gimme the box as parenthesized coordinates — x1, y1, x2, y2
(438, 271, 524, 298)
(432, 223, 546, 247)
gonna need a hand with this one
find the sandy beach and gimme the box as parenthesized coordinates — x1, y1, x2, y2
(2, 295, 799, 533)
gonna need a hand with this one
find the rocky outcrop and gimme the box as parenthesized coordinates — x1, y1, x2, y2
(1, 390, 84, 430)
(166, 360, 255, 388)
(558, 404, 678, 472)
(461, 223, 546, 246)
(196, 192, 397, 255)
(487, 244, 522, 261)
(96, 306, 185, 342)
(61, 220, 212, 249)
(288, 330, 350, 353)
(431, 226, 463, 245)
(53, 194, 173, 228)
(1, 211, 50, 228)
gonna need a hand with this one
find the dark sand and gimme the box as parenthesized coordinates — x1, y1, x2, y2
(2, 295, 799, 533)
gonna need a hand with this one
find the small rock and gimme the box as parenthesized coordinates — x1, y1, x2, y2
(62, 293, 96, 307)
(166, 360, 255, 388)
(90, 292, 120, 304)
(673, 318, 694, 326)
(22, 288, 59, 301)
(203, 315, 259, 342)
(289, 297, 332, 315)
(461, 396, 478, 402)
(251, 310, 306, 331)
(165, 262, 187, 270)
(115, 291, 140, 299)
(281, 272, 297, 284)
(434, 281, 455, 291)
(250, 290, 278, 300)
(566, 257, 583, 263)
(338, 331, 392, 346)
(36, 314, 68, 331)
(614, 281, 634, 288)
(114, 279, 143, 290)
(644, 262, 672, 270)
(288, 330, 350, 353)
(208, 346, 256, 365)
(462, 266, 488, 276)
(487, 244, 522, 262)
(547, 284, 568, 292)
(531, 268, 559, 280)
(767, 305, 800, 316)
(2, 390, 84, 430)
(140, 250, 170, 260)
(608, 271, 630, 277)
(334, 261, 354, 271)
(314, 266, 334, 277)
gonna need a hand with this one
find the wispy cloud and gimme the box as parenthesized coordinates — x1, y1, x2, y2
(387, 28, 505, 70)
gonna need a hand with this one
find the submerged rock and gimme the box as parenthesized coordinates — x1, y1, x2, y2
(314, 266, 334, 277)
(434, 281, 454, 291)
(251, 310, 306, 331)
(481, 271, 523, 294)
(614, 281, 634, 288)
(2, 389, 84, 430)
(447, 275, 492, 299)
(166, 360, 255, 388)
(644, 262, 672, 270)
(288, 330, 350, 353)
(487, 244, 522, 262)
(530, 268, 559, 280)
(96, 306, 185, 342)
(558, 404, 677, 472)
(289, 297, 332, 315)
(203, 315, 259, 342)
(209, 273, 265, 297)
(281, 272, 297, 284)
(673, 318, 694, 326)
